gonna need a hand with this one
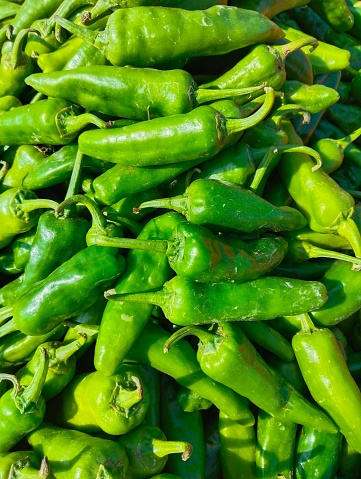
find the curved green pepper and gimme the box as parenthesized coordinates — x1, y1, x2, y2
(54, 5, 284, 67)
(0, 226, 36, 275)
(51, 366, 150, 435)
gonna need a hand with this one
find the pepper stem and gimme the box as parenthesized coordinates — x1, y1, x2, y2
(337, 217, 361, 259)
(94, 234, 169, 254)
(337, 126, 361, 151)
(60, 112, 110, 138)
(249, 147, 279, 194)
(10, 28, 40, 69)
(0, 373, 20, 397)
(15, 347, 48, 414)
(17, 199, 59, 213)
(50, 334, 87, 369)
(0, 318, 17, 339)
(43, 0, 97, 37)
(299, 312, 316, 333)
(0, 305, 13, 325)
(278, 37, 319, 58)
(111, 375, 143, 411)
(102, 211, 143, 236)
(54, 15, 99, 45)
(291, 240, 361, 268)
(163, 325, 215, 353)
(104, 288, 165, 308)
(39, 457, 52, 479)
(0, 160, 10, 181)
(271, 104, 311, 126)
(65, 149, 84, 201)
(134, 194, 188, 216)
(82, 0, 117, 23)
(56, 194, 108, 232)
(226, 87, 275, 136)
(152, 438, 193, 461)
(196, 84, 265, 105)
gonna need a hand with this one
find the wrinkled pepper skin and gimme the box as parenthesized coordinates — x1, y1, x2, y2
(57, 5, 284, 67)
(0, 188, 41, 250)
(51, 367, 150, 435)
(292, 318, 361, 453)
(27, 423, 129, 479)
(13, 245, 124, 336)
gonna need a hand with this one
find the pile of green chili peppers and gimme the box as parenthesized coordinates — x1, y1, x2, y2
(2, 0, 361, 477)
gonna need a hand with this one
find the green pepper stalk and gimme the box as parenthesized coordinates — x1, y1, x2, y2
(219, 411, 257, 479)
(26, 66, 267, 121)
(284, 226, 352, 251)
(279, 120, 361, 259)
(16, 334, 88, 400)
(201, 37, 318, 98)
(27, 423, 129, 479)
(117, 424, 193, 479)
(94, 221, 289, 283)
(0, 188, 42, 250)
(0, 97, 110, 146)
(0, 347, 48, 453)
(164, 322, 338, 433)
(292, 313, 361, 453)
(78, 88, 276, 166)
(0, 28, 39, 98)
(0, 451, 48, 479)
(280, 80, 340, 115)
(8, 455, 55, 479)
(135, 178, 307, 234)
(105, 274, 328, 326)
(0, 227, 36, 276)
(159, 374, 205, 479)
(124, 321, 254, 426)
(54, 5, 284, 67)
(311, 126, 361, 174)
(176, 387, 212, 413)
(50, 367, 150, 435)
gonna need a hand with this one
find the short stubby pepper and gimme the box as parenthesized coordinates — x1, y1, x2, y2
(54, 5, 284, 67)
(136, 178, 307, 234)
(105, 274, 328, 326)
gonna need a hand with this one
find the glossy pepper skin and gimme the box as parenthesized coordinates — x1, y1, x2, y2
(95, 222, 289, 283)
(308, 0, 354, 33)
(292, 314, 361, 453)
(106, 274, 328, 325)
(117, 422, 193, 479)
(51, 366, 150, 435)
(124, 321, 254, 425)
(78, 90, 275, 166)
(12, 244, 124, 336)
(0, 188, 41, 250)
(0, 210, 90, 306)
(0, 451, 45, 479)
(137, 178, 307, 234)
(55, 5, 284, 67)
(27, 422, 129, 479)
(166, 323, 338, 433)
(0, 226, 36, 275)
(26, 66, 263, 121)
(0, 348, 48, 453)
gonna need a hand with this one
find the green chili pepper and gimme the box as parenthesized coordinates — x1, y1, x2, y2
(0, 347, 48, 453)
(36, 35, 84, 72)
(2, 243, 124, 336)
(78, 89, 275, 166)
(26, 66, 267, 121)
(27, 422, 129, 479)
(51, 366, 150, 435)
(54, 5, 284, 67)
(94, 221, 288, 283)
(62, 35, 108, 70)
(0, 97, 109, 146)
(0, 324, 65, 372)
(295, 426, 342, 479)
(0, 209, 90, 306)
(165, 322, 338, 432)
(118, 423, 193, 479)
(0, 226, 36, 275)
(285, 226, 352, 251)
(278, 38, 314, 85)
(280, 79, 340, 114)
(218, 410, 257, 479)
(136, 178, 307, 234)
(292, 313, 361, 453)
(106, 273, 328, 326)
(279, 120, 361, 258)
(0, 1, 20, 24)
(0, 188, 41, 250)
(16, 334, 88, 400)
(176, 386, 212, 413)
(201, 37, 317, 99)
(160, 375, 205, 479)
(125, 321, 254, 425)
(0, 95, 22, 112)
(308, 0, 354, 33)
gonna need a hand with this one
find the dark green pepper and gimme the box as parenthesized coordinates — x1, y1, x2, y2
(54, 5, 284, 67)
(280, 79, 340, 114)
(308, 0, 354, 33)
(0, 226, 36, 275)
(27, 422, 129, 479)
(106, 274, 328, 325)
(117, 423, 193, 479)
(50, 366, 150, 435)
